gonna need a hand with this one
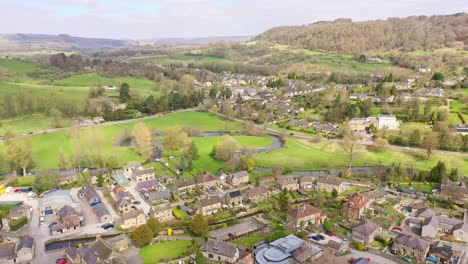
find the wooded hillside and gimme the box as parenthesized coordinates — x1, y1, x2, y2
(256, 14, 468, 53)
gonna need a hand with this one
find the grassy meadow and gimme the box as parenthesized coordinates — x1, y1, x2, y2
(254, 138, 468, 174)
(140, 240, 195, 264)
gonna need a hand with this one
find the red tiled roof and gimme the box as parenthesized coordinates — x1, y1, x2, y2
(343, 193, 370, 209)
(288, 203, 321, 219)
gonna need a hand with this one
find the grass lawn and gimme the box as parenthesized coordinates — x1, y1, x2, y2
(0, 114, 71, 134)
(140, 240, 194, 264)
(53, 73, 156, 89)
(254, 138, 468, 174)
(0, 111, 252, 171)
(7, 176, 35, 187)
(397, 182, 434, 194)
(0, 59, 37, 74)
(231, 234, 265, 247)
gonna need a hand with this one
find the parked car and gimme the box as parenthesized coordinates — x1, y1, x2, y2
(13, 189, 19, 193)
(348, 258, 356, 263)
(90, 200, 101, 207)
(392, 226, 403, 232)
(101, 223, 114, 230)
(317, 234, 325, 240)
(48, 222, 58, 228)
(341, 238, 348, 244)
(133, 201, 141, 205)
(325, 231, 334, 236)
(56, 258, 68, 264)
(311, 236, 320, 241)
(39, 217, 45, 224)
(401, 256, 413, 263)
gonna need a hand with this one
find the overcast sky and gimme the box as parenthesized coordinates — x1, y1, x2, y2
(0, 0, 467, 39)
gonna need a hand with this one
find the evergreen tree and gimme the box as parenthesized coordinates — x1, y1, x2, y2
(119, 83, 130, 103)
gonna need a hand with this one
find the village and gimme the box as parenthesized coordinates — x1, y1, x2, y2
(0, 154, 466, 264)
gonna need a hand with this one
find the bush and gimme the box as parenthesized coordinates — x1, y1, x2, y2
(132, 225, 153, 247)
(352, 241, 366, 251)
(9, 216, 28, 231)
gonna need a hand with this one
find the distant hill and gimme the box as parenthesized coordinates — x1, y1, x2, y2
(150, 36, 252, 45)
(0, 33, 134, 52)
(256, 13, 468, 53)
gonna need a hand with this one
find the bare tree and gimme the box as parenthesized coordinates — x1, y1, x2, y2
(131, 123, 153, 161)
(5, 136, 33, 176)
(340, 125, 358, 173)
(423, 132, 439, 159)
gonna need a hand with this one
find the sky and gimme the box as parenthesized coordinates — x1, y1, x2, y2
(0, 0, 467, 39)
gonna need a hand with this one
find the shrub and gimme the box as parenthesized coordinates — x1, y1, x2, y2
(9, 216, 28, 231)
(132, 225, 153, 247)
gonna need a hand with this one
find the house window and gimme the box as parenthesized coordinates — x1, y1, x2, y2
(208, 254, 213, 259)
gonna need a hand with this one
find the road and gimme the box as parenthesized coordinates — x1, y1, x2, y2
(335, 249, 400, 264)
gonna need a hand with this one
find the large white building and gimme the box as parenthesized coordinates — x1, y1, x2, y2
(377, 115, 400, 130)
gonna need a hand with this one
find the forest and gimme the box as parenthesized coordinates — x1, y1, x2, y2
(256, 13, 468, 53)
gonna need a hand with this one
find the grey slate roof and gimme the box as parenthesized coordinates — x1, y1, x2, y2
(133, 169, 154, 177)
(395, 235, 431, 251)
(122, 209, 144, 221)
(0, 243, 16, 260)
(229, 190, 242, 198)
(92, 203, 110, 218)
(352, 220, 380, 236)
(200, 195, 224, 207)
(89, 238, 112, 260)
(148, 190, 171, 202)
(17, 235, 34, 251)
(202, 239, 238, 258)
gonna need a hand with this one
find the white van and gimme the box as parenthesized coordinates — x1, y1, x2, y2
(39, 217, 45, 224)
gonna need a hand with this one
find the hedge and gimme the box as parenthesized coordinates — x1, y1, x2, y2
(10, 216, 28, 231)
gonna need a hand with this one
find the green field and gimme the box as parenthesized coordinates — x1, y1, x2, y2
(254, 138, 468, 174)
(0, 114, 71, 134)
(0, 111, 243, 171)
(53, 73, 156, 89)
(397, 182, 434, 194)
(0, 59, 37, 74)
(140, 240, 194, 264)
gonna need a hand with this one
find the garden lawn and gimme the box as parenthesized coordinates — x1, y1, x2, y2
(254, 138, 468, 174)
(1, 114, 71, 134)
(231, 234, 265, 247)
(140, 240, 194, 264)
(398, 182, 434, 194)
(8, 176, 35, 187)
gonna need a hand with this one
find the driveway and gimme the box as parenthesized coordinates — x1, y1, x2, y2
(335, 249, 400, 264)
(126, 180, 151, 216)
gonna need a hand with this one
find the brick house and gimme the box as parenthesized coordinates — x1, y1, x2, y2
(343, 193, 370, 220)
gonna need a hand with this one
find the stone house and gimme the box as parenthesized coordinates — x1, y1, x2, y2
(352, 220, 381, 244)
(343, 193, 370, 220)
(200, 239, 239, 264)
(243, 186, 271, 203)
(136, 179, 165, 192)
(52, 205, 83, 235)
(196, 173, 221, 190)
(78, 186, 100, 204)
(413, 208, 468, 242)
(176, 179, 196, 194)
(66, 236, 123, 264)
(120, 209, 146, 229)
(92, 203, 112, 223)
(115, 198, 132, 214)
(151, 203, 174, 222)
(159, 174, 175, 185)
(227, 171, 249, 187)
(226, 191, 243, 208)
(440, 179, 467, 205)
(122, 162, 143, 178)
(57, 169, 79, 185)
(287, 203, 326, 228)
(106, 234, 129, 252)
(198, 196, 224, 216)
(392, 235, 431, 262)
(276, 177, 299, 191)
(0, 243, 17, 264)
(316, 177, 347, 193)
(298, 176, 314, 190)
(132, 169, 155, 183)
(16, 236, 34, 263)
(146, 190, 171, 204)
